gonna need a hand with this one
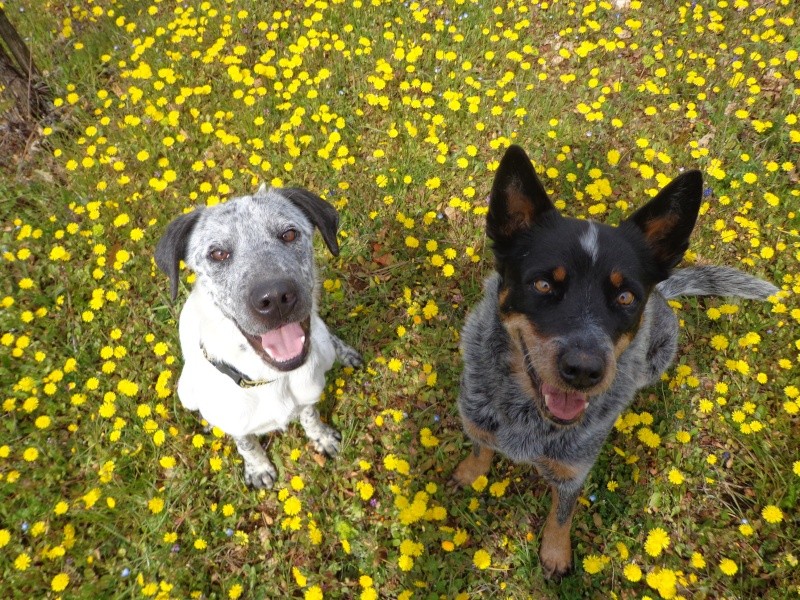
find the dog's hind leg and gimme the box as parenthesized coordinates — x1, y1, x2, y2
(299, 405, 342, 457)
(330, 334, 364, 368)
(639, 295, 679, 388)
(232, 435, 277, 489)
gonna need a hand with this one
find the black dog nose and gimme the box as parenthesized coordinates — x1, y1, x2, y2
(558, 349, 605, 389)
(249, 279, 298, 318)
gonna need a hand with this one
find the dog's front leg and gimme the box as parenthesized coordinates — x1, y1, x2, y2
(540, 481, 581, 579)
(534, 458, 592, 578)
(232, 435, 277, 489)
(299, 406, 342, 457)
(451, 442, 495, 487)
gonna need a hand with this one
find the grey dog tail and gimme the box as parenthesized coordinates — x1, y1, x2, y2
(656, 266, 778, 300)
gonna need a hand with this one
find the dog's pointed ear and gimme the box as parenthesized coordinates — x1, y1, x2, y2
(487, 145, 556, 242)
(281, 188, 340, 257)
(624, 170, 702, 270)
(155, 209, 203, 301)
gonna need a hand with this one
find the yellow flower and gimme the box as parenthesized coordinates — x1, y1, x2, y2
(293, 567, 307, 587)
(582, 554, 606, 574)
(691, 552, 706, 568)
(489, 479, 510, 497)
(357, 482, 374, 501)
(710, 335, 729, 350)
(398, 554, 414, 571)
(228, 584, 243, 599)
(719, 558, 738, 576)
(283, 496, 302, 516)
(762, 505, 784, 524)
(400, 540, 423, 557)
(51, 573, 70, 592)
(471, 475, 488, 492)
(667, 468, 684, 485)
(644, 527, 670, 557)
(14, 553, 31, 570)
(472, 549, 491, 569)
(0, 529, 10, 547)
(148, 497, 164, 514)
(304, 585, 324, 600)
(623, 563, 642, 582)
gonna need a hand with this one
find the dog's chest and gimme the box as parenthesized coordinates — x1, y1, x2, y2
(176, 290, 336, 437)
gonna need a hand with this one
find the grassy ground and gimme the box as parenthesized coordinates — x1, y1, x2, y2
(1, 0, 798, 598)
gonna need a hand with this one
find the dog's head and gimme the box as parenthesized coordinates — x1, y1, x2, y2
(487, 145, 701, 425)
(155, 186, 339, 371)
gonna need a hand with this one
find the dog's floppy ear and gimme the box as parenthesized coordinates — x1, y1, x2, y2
(155, 209, 203, 301)
(281, 188, 340, 257)
(487, 145, 556, 242)
(623, 170, 702, 271)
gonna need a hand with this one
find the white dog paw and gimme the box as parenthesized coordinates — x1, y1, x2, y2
(310, 425, 342, 457)
(243, 460, 277, 489)
(332, 335, 364, 368)
(338, 345, 364, 368)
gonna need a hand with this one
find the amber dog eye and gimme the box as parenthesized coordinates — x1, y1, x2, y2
(533, 279, 552, 294)
(209, 249, 230, 261)
(281, 229, 298, 243)
(616, 291, 635, 306)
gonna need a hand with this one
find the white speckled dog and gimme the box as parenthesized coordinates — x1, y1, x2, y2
(155, 186, 362, 488)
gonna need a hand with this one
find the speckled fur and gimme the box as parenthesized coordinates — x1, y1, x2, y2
(155, 186, 362, 489)
(454, 144, 777, 578)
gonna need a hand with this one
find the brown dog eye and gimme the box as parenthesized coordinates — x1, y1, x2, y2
(617, 291, 635, 306)
(209, 249, 230, 261)
(281, 229, 298, 243)
(533, 280, 552, 294)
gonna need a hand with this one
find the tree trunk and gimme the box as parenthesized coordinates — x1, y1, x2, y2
(0, 8, 50, 121)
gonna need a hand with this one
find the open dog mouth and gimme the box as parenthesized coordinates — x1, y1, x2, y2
(243, 317, 311, 372)
(519, 335, 589, 425)
(540, 383, 588, 423)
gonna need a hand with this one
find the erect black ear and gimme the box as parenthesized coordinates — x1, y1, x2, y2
(280, 188, 340, 257)
(486, 145, 556, 242)
(623, 170, 702, 271)
(155, 209, 203, 301)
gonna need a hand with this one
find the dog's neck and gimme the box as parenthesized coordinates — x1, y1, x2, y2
(200, 342, 276, 388)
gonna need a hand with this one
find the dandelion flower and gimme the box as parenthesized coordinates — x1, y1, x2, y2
(305, 585, 324, 600)
(719, 558, 738, 576)
(623, 563, 642, 582)
(51, 573, 70, 592)
(762, 505, 784, 524)
(667, 468, 684, 485)
(228, 584, 243, 599)
(582, 554, 605, 574)
(644, 527, 670, 557)
(472, 549, 491, 569)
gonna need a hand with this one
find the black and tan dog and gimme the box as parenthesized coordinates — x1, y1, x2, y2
(452, 145, 776, 577)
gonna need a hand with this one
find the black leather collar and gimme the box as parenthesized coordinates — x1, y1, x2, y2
(200, 343, 275, 388)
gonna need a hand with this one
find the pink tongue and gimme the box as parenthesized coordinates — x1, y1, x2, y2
(542, 383, 588, 421)
(260, 323, 305, 363)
